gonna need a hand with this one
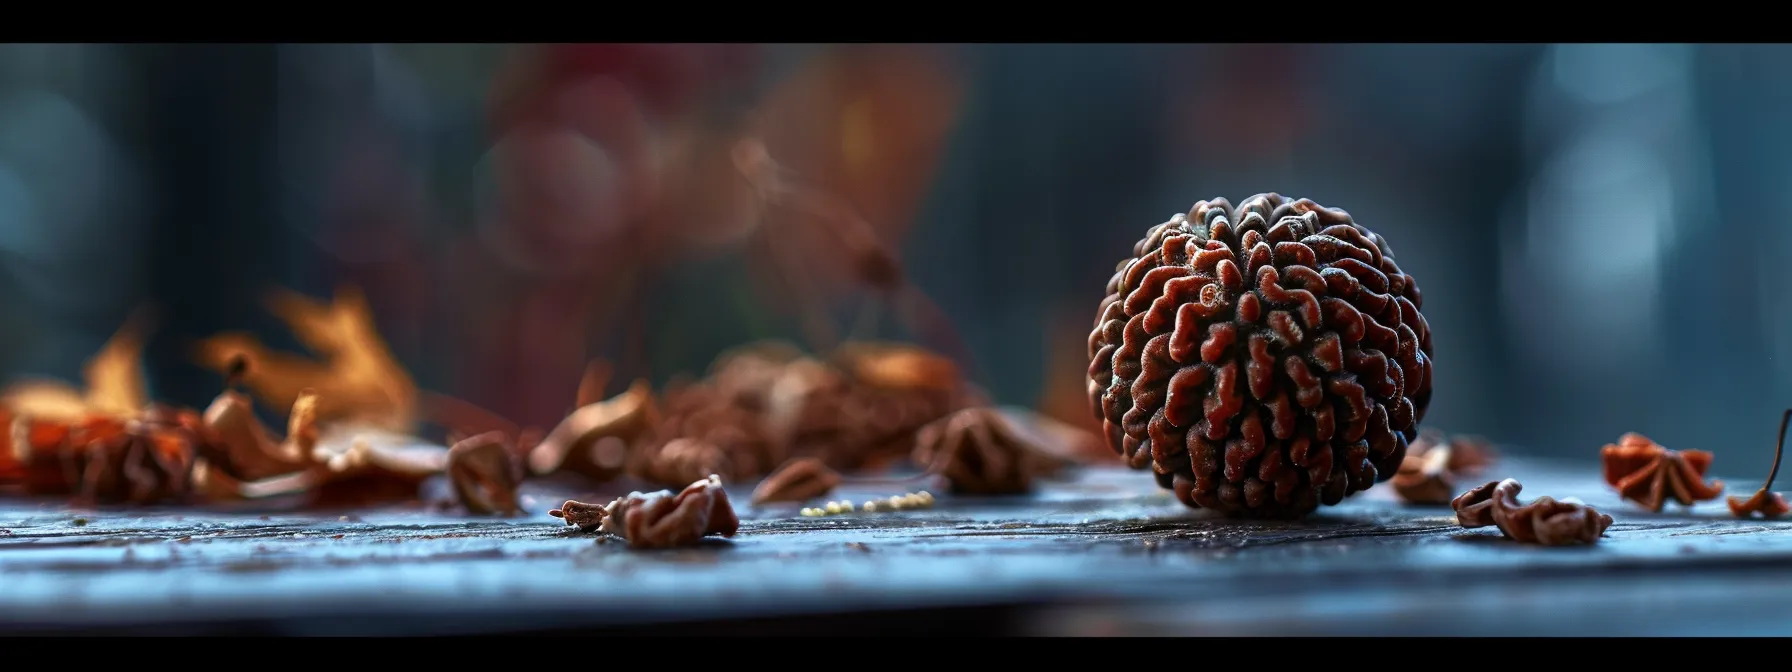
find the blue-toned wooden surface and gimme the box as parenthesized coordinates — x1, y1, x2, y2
(2, 457, 1789, 636)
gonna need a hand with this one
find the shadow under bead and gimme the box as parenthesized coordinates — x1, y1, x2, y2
(1086, 194, 1434, 519)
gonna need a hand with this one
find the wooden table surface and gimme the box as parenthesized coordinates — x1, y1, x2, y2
(3, 456, 1789, 636)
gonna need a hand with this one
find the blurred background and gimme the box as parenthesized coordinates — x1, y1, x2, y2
(0, 42, 1780, 469)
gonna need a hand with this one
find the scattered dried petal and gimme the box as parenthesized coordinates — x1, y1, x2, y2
(548, 499, 608, 532)
(200, 390, 307, 482)
(574, 360, 614, 410)
(913, 407, 1070, 495)
(448, 431, 525, 516)
(2, 310, 153, 422)
(751, 457, 841, 504)
(994, 406, 1108, 465)
(194, 287, 418, 431)
(1728, 489, 1790, 519)
(832, 342, 962, 393)
(633, 438, 733, 488)
(1390, 429, 1497, 505)
(1452, 479, 1613, 546)
(527, 379, 656, 481)
(1600, 433, 1724, 512)
(765, 350, 969, 472)
(552, 475, 740, 549)
(7, 413, 195, 505)
(1728, 409, 1792, 519)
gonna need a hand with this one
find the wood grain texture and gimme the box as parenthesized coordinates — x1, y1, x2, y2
(3, 457, 1789, 635)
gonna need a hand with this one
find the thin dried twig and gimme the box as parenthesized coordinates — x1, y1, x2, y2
(1729, 409, 1792, 519)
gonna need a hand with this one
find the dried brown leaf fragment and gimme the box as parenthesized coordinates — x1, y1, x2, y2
(1452, 479, 1613, 546)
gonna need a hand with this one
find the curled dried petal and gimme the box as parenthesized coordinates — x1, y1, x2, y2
(200, 390, 307, 481)
(549, 499, 608, 532)
(633, 438, 733, 488)
(1452, 479, 1613, 546)
(527, 379, 656, 481)
(1728, 489, 1790, 519)
(553, 475, 739, 548)
(448, 431, 525, 516)
(913, 407, 1070, 495)
(751, 457, 841, 504)
(1728, 409, 1792, 520)
(1389, 429, 1496, 505)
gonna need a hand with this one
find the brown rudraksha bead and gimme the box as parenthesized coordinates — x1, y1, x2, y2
(1087, 194, 1433, 518)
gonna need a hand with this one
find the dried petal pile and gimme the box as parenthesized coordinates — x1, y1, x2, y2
(0, 284, 1108, 536)
(1452, 479, 1612, 546)
(764, 343, 982, 472)
(1087, 194, 1433, 519)
(0, 302, 504, 515)
(1601, 433, 1724, 512)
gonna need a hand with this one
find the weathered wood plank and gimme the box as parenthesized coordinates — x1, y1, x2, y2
(2, 457, 1787, 635)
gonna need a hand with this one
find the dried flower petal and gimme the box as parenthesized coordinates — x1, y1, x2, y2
(552, 475, 740, 549)
(913, 407, 1069, 495)
(527, 379, 656, 481)
(1729, 409, 1792, 519)
(1600, 433, 1724, 512)
(765, 350, 967, 471)
(650, 380, 775, 480)
(574, 360, 614, 410)
(1390, 429, 1497, 505)
(1452, 479, 1613, 546)
(832, 342, 962, 393)
(7, 413, 196, 505)
(194, 287, 417, 431)
(448, 431, 525, 516)
(2, 310, 153, 422)
(633, 438, 733, 488)
(1728, 489, 1790, 519)
(200, 390, 308, 481)
(548, 499, 608, 531)
(751, 457, 841, 504)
